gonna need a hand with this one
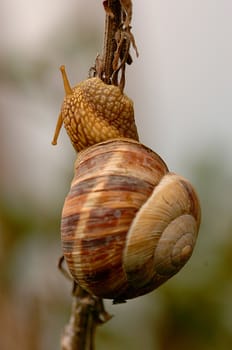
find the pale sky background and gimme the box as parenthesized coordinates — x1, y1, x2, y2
(1, 0, 231, 207)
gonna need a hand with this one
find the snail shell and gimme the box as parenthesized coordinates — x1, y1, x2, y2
(61, 138, 201, 302)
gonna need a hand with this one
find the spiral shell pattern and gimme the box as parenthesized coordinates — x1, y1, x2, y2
(61, 138, 201, 301)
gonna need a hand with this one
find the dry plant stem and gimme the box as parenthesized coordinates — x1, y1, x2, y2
(102, 0, 122, 84)
(61, 283, 112, 350)
(101, 1, 137, 90)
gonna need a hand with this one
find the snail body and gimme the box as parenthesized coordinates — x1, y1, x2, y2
(61, 138, 200, 302)
(53, 66, 201, 302)
(52, 66, 138, 152)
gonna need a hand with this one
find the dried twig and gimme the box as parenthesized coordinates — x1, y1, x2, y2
(61, 283, 112, 350)
(96, 0, 138, 90)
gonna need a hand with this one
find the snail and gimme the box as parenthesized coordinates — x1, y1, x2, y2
(53, 66, 201, 303)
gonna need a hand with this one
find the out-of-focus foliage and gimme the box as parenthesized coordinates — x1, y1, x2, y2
(1, 1, 232, 349)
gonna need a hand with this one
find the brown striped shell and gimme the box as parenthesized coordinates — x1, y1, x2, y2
(61, 138, 201, 302)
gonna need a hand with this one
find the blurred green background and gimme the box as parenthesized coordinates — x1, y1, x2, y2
(1, 1, 232, 349)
